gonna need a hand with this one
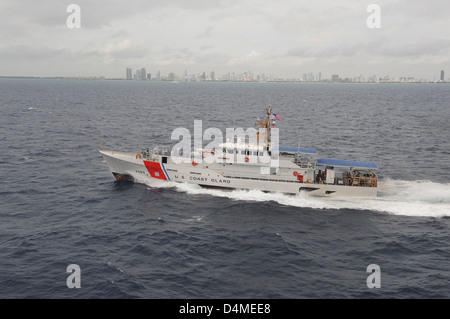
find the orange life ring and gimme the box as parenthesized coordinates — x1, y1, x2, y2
(192, 161, 198, 166)
(136, 153, 142, 159)
(244, 156, 249, 162)
(293, 171, 298, 176)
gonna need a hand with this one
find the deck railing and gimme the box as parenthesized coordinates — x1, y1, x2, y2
(352, 176, 378, 187)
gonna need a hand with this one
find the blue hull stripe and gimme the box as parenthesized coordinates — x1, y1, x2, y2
(161, 163, 171, 181)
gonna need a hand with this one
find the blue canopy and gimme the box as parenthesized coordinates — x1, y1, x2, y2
(275, 146, 317, 154)
(317, 158, 378, 169)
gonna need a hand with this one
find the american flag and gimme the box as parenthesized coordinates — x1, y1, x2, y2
(274, 114, 281, 121)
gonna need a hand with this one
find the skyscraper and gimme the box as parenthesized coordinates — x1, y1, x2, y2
(134, 69, 141, 80)
(441, 70, 445, 82)
(126, 67, 132, 80)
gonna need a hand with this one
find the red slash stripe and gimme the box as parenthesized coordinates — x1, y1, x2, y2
(143, 161, 168, 180)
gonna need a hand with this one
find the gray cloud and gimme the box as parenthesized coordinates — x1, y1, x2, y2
(0, 0, 449, 79)
(376, 38, 450, 58)
(0, 44, 67, 59)
(197, 26, 214, 39)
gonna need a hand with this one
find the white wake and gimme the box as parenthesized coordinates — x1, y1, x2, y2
(143, 177, 450, 217)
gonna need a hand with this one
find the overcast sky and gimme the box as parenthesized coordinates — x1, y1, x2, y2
(1, 0, 449, 79)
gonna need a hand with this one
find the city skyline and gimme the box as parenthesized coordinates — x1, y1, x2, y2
(3, 67, 447, 84)
(122, 66, 448, 83)
(1, 1, 449, 80)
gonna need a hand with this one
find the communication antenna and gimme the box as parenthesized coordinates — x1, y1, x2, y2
(99, 136, 104, 151)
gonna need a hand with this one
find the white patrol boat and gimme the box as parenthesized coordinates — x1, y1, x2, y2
(100, 106, 378, 197)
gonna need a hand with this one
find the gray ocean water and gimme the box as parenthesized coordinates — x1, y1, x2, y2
(1, 78, 449, 299)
